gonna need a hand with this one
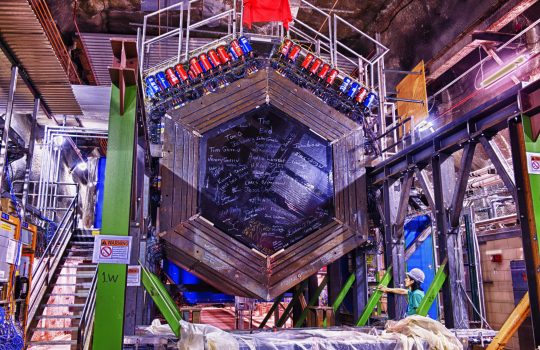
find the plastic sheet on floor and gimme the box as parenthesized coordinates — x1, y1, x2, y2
(174, 321, 431, 350)
(383, 315, 463, 350)
(147, 315, 462, 350)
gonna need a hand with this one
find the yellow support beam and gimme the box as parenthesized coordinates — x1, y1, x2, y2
(486, 292, 530, 350)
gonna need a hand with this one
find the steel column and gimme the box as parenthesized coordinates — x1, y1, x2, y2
(382, 178, 406, 318)
(20, 98, 39, 220)
(449, 142, 477, 227)
(124, 143, 146, 335)
(432, 153, 469, 328)
(479, 136, 517, 202)
(415, 169, 436, 213)
(327, 259, 343, 325)
(352, 249, 368, 322)
(508, 115, 540, 346)
(92, 80, 138, 348)
(0, 66, 18, 187)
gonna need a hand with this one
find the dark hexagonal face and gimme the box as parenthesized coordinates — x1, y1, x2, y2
(199, 105, 334, 255)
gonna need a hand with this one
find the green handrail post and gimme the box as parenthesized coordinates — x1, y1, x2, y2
(276, 281, 308, 327)
(140, 265, 182, 337)
(294, 275, 328, 327)
(416, 258, 447, 316)
(258, 293, 284, 329)
(356, 266, 392, 326)
(323, 269, 356, 327)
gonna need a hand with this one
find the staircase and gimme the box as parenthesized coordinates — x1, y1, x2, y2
(25, 196, 97, 349)
(27, 230, 97, 349)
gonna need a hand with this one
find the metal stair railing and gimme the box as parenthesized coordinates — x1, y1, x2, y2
(77, 270, 97, 350)
(26, 195, 78, 331)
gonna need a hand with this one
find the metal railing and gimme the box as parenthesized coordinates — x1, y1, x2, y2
(77, 271, 98, 350)
(373, 115, 415, 155)
(138, 0, 389, 98)
(26, 195, 78, 331)
(13, 180, 78, 220)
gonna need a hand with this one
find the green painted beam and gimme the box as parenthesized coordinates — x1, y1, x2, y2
(522, 114, 540, 253)
(258, 294, 284, 329)
(323, 270, 356, 327)
(375, 273, 382, 315)
(92, 83, 137, 350)
(294, 275, 328, 328)
(141, 265, 182, 337)
(276, 281, 307, 327)
(416, 259, 447, 316)
(355, 266, 392, 326)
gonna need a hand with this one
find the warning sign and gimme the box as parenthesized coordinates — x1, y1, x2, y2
(527, 152, 540, 175)
(127, 265, 141, 286)
(92, 235, 132, 264)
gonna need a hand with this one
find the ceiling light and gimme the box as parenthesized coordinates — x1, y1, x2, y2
(77, 162, 88, 171)
(415, 120, 433, 132)
(53, 135, 65, 147)
(480, 55, 527, 89)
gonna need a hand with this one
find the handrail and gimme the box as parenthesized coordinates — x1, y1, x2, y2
(26, 195, 78, 331)
(78, 270, 98, 350)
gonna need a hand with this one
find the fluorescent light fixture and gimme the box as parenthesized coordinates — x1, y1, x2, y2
(415, 120, 433, 132)
(77, 162, 88, 171)
(480, 55, 527, 89)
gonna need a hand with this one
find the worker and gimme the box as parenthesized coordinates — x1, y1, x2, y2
(378, 268, 425, 316)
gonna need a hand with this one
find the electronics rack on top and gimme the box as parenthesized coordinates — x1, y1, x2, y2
(142, 36, 380, 154)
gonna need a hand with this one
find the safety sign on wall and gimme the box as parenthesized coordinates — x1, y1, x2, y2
(527, 152, 540, 175)
(92, 235, 132, 264)
(127, 265, 141, 286)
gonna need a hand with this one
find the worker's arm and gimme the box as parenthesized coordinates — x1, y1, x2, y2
(378, 284, 408, 295)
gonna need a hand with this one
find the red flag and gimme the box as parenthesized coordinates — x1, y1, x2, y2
(243, 0, 293, 30)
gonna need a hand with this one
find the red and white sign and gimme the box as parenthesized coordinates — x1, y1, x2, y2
(92, 235, 132, 264)
(527, 152, 540, 175)
(127, 265, 141, 286)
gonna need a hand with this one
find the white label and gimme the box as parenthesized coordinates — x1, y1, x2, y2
(127, 265, 141, 286)
(92, 235, 132, 264)
(527, 152, 540, 175)
(6, 239, 20, 265)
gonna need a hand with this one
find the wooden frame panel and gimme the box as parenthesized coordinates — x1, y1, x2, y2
(159, 66, 368, 299)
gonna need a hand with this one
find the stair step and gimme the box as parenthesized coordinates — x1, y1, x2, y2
(56, 273, 95, 278)
(46, 292, 90, 297)
(28, 340, 77, 346)
(44, 303, 85, 308)
(34, 327, 79, 332)
(71, 241, 95, 245)
(61, 264, 97, 268)
(36, 315, 81, 319)
(68, 248, 94, 252)
(54, 283, 92, 287)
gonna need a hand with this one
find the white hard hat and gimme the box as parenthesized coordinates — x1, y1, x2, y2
(407, 268, 425, 283)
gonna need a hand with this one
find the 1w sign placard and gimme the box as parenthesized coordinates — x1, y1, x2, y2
(527, 152, 540, 175)
(92, 235, 132, 264)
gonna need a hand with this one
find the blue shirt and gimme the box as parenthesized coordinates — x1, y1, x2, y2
(407, 289, 425, 315)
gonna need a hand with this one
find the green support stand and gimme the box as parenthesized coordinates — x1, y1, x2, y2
(356, 267, 392, 326)
(294, 275, 328, 327)
(259, 294, 284, 329)
(323, 270, 356, 327)
(92, 71, 138, 348)
(416, 258, 447, 316)
(141, 265, 182, 337)
(276, 281, 308, 327)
